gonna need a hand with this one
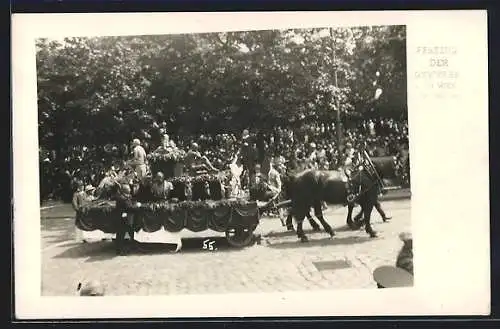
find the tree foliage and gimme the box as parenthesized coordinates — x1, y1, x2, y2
(36, 25, 406, 152)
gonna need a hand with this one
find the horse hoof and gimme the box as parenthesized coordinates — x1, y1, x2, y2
(329, 231, 336, 238)
(300, 236, 309, 243)
(286, 226, 294, 231)
(368, 232, 378, 238)
(382, 217, 392, 222)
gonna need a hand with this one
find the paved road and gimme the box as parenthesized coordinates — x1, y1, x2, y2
(41, 199, 411, 296)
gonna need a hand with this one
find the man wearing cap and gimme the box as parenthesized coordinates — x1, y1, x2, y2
(130, 138, 148, 180)
(373, 232, 413, 288)
(84, 185, 96, 201)
(113, 183, 141, 255)
(72, 181, 87, 212)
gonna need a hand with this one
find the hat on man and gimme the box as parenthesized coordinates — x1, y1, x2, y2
(373, 265, 414, 288)
(132, 138, 141, 146)
(242, 129, 250, 140)
(85, 185, 95, 192)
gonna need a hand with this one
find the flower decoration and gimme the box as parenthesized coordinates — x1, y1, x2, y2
(147, 149, 187, 162)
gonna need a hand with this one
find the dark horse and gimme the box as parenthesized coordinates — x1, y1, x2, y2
(283, 165, 382, 242)
(284, 156, 394, 235)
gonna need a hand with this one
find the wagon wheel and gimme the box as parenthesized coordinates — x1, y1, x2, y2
(225, 226, 254, 248)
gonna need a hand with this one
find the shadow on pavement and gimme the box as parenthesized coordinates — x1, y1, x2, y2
(263, 228, 323, 239)
(53, 241, 116, 261)
(334, 224, 365, 233)
(133, 236, 239, 256)
(265, 235, 372, 249)
(51, 235, 259, 261)
(263, 224, 363, 238)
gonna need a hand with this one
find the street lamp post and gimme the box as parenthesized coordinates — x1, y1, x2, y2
(330, 28, 342, 147)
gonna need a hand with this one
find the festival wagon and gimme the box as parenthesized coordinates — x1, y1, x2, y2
(75, 149, 271, 248)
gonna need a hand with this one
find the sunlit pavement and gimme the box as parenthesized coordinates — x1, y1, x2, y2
(41, 198, 411, 296)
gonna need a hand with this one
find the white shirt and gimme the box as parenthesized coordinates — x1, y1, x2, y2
(267, 168, 282, 194)
(132, 145, 147, 165)
(369, 121, 376, 135)
(344, 149, 357, 168)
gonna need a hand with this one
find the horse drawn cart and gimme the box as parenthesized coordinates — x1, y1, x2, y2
(75, 150, 402, 248)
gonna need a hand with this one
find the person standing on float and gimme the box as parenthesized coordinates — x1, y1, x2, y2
(154, 134, 173, 154)
(130, 138, 148, 180)
(240, 129, 256, 189)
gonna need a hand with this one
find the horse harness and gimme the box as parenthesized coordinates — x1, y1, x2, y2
(347, 150, 385, 204)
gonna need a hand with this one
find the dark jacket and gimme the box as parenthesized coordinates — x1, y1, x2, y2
(114, 190, 137, 226)
(115, 190, 134, 209)
(396, 241, 413, 275)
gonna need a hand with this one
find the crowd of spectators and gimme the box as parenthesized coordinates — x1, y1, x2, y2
(39, 117, 410, 203)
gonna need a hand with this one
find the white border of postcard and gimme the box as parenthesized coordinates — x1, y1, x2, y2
(12, 10, 490, 318)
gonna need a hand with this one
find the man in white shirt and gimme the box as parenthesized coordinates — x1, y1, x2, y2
(130, 138, 148, 180)
(267, 160, 282, 199)
(306, 143, 318, 169)
(228, 152, 244, 198)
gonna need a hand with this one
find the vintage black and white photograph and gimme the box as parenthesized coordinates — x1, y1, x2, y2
(13, 10, 491, 318)
(36, 25, 412, 296)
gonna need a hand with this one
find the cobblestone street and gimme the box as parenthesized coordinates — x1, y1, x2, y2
(41, 199, 411, 296)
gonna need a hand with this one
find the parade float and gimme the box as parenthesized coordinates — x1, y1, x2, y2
(75, 145, 264, 248)
(74, 138, 406, 248)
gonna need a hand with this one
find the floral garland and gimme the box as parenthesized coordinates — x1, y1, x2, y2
(142, 199, 254, 211)
(147, 149, 186, 162)
(169, 172, 229, 185)
(78, 198, 256, 215)
(78, 200, 116, 215)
